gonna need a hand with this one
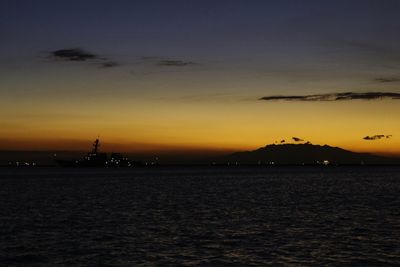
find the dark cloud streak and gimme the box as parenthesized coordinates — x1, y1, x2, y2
(99, 61, 119, 68)
(51, 48, 97, 62)
(375, 77, 400, 83)
(363, 135, 392, 140)
(260, 92, 400, 102)
(50, 48, 119, 68)
(158, 60, 196, 67)
(140, 57, 198, 67)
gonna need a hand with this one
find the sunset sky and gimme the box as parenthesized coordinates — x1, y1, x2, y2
(1, 0, 400, 156)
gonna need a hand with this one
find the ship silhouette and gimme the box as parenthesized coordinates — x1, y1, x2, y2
(55, 138, 143, 167)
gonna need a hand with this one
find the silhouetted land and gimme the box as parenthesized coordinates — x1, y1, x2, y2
(219, 143, 400, 165)
(1, 143, 400, 166)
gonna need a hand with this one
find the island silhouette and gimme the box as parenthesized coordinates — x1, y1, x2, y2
(218, 143, 399, 165)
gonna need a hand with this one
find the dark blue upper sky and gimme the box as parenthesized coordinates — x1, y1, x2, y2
(2, 0, 400, 97)
(2, 0, 400, 61)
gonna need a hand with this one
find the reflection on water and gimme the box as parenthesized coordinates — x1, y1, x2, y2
(0, 166, 399, 266)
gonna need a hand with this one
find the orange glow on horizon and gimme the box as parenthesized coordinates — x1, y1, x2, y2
(1, 88, 400, 157)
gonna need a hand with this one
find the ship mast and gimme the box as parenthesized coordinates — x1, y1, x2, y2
(92, 138, 100, 154)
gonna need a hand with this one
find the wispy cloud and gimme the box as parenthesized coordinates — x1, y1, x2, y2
(99, 61, 119, 68)
(51, 48, 97, 61)
(49, 48, 119, 68)
(259, 92, 400, 102)
(375, 77, 400, 83)
(158, 60, 196, 67)
(140, 56, 198, 67)
(363, 134, 392, 141)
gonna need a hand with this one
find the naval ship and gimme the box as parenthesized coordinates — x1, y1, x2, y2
(55, 138, 141, 167)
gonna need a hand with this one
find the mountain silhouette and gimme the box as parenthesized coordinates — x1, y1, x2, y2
(220, 143, 399, 165)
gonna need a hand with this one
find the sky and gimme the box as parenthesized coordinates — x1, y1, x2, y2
(1, 0, 400, 156)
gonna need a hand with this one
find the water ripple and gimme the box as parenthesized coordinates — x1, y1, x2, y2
(0, 166, 399, 266)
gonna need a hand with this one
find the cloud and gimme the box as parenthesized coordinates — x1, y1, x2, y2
(138, 56, 200, 74)
(280, 139, 285, 143)
(129, 57, 200, 76)
(363, 135, 392, 141)
(259, 92, 400, 102)
(158, 60, 197, 67)
(292, 137, 304, 142)
(375, 77, 400, 83)
(50, 48, 119, 68)
(99, 61, 119, 68)
(51, 48, 97, 61)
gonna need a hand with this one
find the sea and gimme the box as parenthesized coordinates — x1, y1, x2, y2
(0, 166, 399, 266)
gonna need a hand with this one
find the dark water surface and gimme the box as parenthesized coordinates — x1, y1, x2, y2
(0, 166, 399, 266)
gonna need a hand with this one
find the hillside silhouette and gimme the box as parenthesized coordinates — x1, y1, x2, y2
(221, 143, 399, 165)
